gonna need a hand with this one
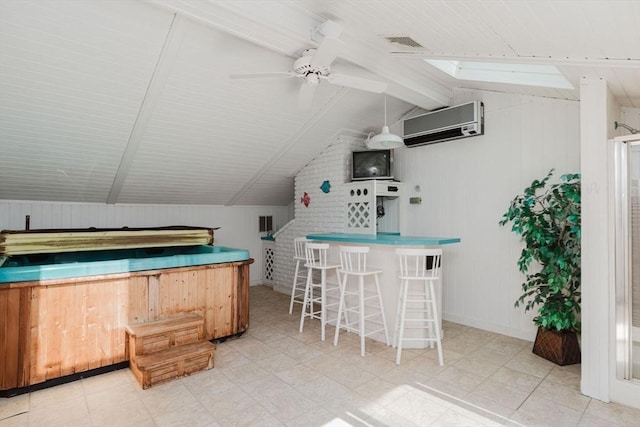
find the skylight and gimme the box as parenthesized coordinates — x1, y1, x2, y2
(425, 60, 574, 89)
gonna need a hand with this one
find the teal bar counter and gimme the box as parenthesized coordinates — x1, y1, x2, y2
(306, 233, 460, 246)
(306, 232, 460, 348)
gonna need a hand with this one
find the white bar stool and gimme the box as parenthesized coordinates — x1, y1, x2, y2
(289, 237, 309, 314)
(333, 245, 389, 357)
(394, 248, 444, 366)
(299, 242, 341, 341)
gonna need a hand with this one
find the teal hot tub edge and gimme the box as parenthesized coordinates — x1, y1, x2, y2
(0, 245, 251, 284)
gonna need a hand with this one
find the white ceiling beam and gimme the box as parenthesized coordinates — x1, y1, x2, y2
(148, 0, 451, 109)
(107, 14, 186, 204)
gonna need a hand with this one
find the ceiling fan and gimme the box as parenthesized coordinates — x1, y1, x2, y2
(230, 20, 388, 110)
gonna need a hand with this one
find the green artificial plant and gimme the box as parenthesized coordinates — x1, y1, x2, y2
(499, 169, 581, 333)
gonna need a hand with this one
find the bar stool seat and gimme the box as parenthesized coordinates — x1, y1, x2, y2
(333, 245, 389, 357)
(289, 237, 309, 314)
(299, 242, 341, 341)
(394, 248, 444, 366)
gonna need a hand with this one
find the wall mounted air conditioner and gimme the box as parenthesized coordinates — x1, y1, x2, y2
(403, 101, 484, 147)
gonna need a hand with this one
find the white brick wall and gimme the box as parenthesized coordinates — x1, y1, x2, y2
(272, 134, 365, 296)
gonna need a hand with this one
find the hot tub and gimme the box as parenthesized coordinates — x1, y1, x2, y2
(0, 244, 253, 393)
(0, 244, 250, 283)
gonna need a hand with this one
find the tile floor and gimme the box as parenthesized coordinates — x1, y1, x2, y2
(1, 285, 639, 427)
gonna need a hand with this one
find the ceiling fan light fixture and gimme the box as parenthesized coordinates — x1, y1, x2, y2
(305, 73, 320, 85)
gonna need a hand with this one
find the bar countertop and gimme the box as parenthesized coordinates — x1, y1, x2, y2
(306, 233, 461, 246)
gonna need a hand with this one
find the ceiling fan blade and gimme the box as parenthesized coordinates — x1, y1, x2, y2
(230, 71, 295, 79)
(297, 83, 317, 110)
(310, 36, 344, 68)
(327, 73, 388, 93)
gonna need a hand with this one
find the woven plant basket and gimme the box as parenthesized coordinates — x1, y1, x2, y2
(532, 328, 581, 366)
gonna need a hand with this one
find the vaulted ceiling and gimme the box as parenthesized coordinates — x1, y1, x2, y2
(1, 0, 639, 205)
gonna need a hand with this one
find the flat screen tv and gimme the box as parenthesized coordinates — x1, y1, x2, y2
(351, 149, 393, 181)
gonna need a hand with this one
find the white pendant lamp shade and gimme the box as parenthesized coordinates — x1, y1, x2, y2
(366, 97, 405, 149)
(366, 126, 404, 149)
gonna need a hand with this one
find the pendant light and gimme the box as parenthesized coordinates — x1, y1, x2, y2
(366, 96, 404, 149)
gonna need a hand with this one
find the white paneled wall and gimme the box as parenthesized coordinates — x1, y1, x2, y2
(394, 89, 581, 341)
(0, 200, 290, 285)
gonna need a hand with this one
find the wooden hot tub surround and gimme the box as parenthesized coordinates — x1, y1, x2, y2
(0, 259, 252, 393)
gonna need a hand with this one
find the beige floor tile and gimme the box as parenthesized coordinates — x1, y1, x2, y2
(89, 398, 155, 427)
(292, 375, 351, 405)
(218, 401, 283, 426)
(0, 394, 28, 421)
(430, 409, 505, 427)
(462, 393, 519, 421)
(28, 380, 85, 410)
(0, 412, 28, 427)
(198, 384, 260, 421)
(353, 377, 409, 406)
(181, 367, 236, 397)
(361, 403, 422, 427)
(418, 377, 471, 402)
(252, 352, 299, 373)
(488, 366, 542, 394)
(482, 336, 530, 358)
(506, 348, 556, 378)
(467, 377, 530, 411)
(384, 385, 450, 426)
(350, 353, 397, 376)
(275, 363, 325, 387)
(326, 363, 378, 389)
(221, 360, 271, 385)
(531, 379, 591, 412)
(464, 346, 516, 366)
(80, 368, 134, 395)
(27, 395, 90, 427)
(545, 365, 582, 390)
(284, 406, 342, 427)
(582, 398, 640, 426)
(226, 336, 283, 360)
(512, 394, 583, 426)
(453, 353, 502, 378)
(442, 336, 487, 355)
(152, 401, 218, 427)
(301, 353, 345, 376)
(321, 390, 392, 425)
(258, 386, 320, 421)
(377, 364, 429, 386)
(435, 365, 487, 392)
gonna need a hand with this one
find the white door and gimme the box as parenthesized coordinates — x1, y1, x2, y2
(611, 134, 640, 408)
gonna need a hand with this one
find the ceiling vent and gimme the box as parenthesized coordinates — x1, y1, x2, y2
(403, 101, 484, 147)
(381, 36, 423, 49)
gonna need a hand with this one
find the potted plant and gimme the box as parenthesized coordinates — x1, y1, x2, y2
(499, 169, 581, 365)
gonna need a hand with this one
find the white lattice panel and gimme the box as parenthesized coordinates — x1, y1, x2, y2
(345, 181, 375, 234)
(263, 241, 275, 285)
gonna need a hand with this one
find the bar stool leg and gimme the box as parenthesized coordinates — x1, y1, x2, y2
(333, 272, 347, 346)
(299, 268, 313, 333)
(289, 259, 301, 314)
(424, 280, 434, 349)
(320, 270, 327, 341)
(374, 274, 390, 346)
(395, 278, 409, 366)
(430, 281, 444, 365)
(358, 276, 365, 357)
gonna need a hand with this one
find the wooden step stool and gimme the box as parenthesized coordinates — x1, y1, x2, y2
(126, 313, 215, 389)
